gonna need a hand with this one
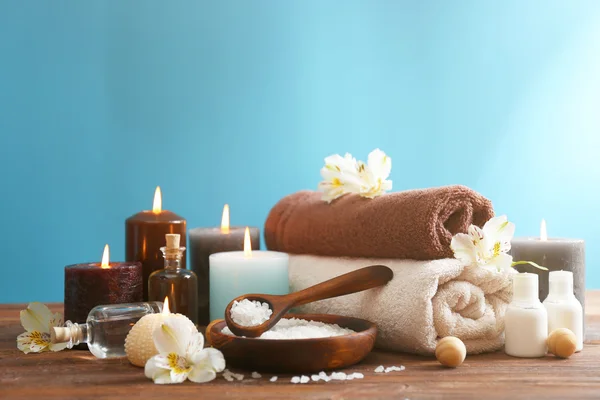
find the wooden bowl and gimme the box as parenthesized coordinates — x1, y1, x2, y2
(207, 314, 377, 373)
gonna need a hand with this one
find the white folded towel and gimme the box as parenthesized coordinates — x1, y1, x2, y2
(289, 255, 512, 355)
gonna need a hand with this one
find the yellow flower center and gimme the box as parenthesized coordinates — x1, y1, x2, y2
(30, 331, 50, 347)
(331, 177, 342, 187)
(167, 353, 192, 375)
(493, 242, 501, 257)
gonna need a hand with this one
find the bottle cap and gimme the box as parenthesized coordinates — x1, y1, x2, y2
(512, 273, 539, 302)
(549, 270, 574, 296)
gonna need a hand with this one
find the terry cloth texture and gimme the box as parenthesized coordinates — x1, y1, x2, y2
(265, 185, 494, 260)
(289, 255, 512, 355)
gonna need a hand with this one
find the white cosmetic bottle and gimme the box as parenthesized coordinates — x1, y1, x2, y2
(543, 271, 583, 352)
(504, 273, 548, 357)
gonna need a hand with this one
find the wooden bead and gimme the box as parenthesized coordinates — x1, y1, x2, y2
(547, 328, 577, 359)
(435, 336, 466, 367)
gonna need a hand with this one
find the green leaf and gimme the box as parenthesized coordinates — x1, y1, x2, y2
(511, 260, 548, 271)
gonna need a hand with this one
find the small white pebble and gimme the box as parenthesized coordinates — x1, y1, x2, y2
(300, 375, 310, 384)
(319, 371, 328, 379)
(270, 376, 278, 382)
(374, 365, 385, 373)
(251, 372, 261, 379)
(291, 376, 300, 384)
(311, 375, 320, 382)
(346, 375, 355, 380)
(353, 372, 364, 379)
(224, 375, 234, 382)
(234, 373, 244, 381)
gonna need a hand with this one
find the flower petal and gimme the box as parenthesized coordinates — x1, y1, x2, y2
(451, 233, 477, 266)
(17, 331, 50, 353)
(367, 148, 391, 180)
(152, 318, 193, 355)
(188, 366, 217, 383)
(153, 371, 175, 384)
(190, 347, 226, 372)
(48, 342, 68, 352)
(496, 253, 514, 273)
(486, 253, 514, 273)
(145, 354, 169, 379)
(49, 312, 64, 329)
(20, 303, 53, 333)
(17, 332, 34, 354)
(185, 332, 205, 360)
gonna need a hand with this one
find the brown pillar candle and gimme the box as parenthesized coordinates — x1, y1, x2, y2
(126, 187, 186, 300)
(64, 245, 142, 349)
(189, 204, 260, 325)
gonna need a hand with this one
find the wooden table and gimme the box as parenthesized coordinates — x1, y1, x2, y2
(2, 293, 600, 400)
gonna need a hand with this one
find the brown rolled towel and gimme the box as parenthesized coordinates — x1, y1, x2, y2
(264, 185, 494, 260)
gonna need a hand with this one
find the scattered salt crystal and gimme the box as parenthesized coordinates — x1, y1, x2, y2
(311, 375, 320, 382)
(374, 365, 385, 373)
(222, 317, 355, 339)
(353, 373, 364, 379)
(300, 375, 310, 384)
(319, 371, 328, 379)
(270, 376, 278, 382)
(291, 376, 300, 384)
(330, 372, 347, 380)
(345, 375, 354, 380)
(224, 376, 234, 382)
(230, 299, 272, 327)
(251, 372, 261, 379)
(387, 366, 405, 373)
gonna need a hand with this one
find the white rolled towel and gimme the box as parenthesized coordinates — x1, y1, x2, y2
(289, 255, 513, 355)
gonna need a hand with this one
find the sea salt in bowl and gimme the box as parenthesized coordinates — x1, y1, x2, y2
(207, 314, 377, 373)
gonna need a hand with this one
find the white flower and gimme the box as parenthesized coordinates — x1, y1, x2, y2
(145, 318, 225, 384)
(450, 215, 515, 273)
(317, 149, 392, 202)
(318, 153, 364, 203)
(17, 302, 67, 354)
(357, 149, 392, 198)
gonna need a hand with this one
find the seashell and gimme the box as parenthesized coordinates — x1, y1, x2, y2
(125, 313, 197, 367)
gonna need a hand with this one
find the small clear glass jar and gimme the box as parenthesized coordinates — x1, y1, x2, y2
(51, 301, 162, 359)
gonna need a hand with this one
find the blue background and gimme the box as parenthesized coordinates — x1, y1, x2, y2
(1, 1, 599, 303)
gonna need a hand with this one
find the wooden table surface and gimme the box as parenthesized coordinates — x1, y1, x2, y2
(1, 293, 600, 400)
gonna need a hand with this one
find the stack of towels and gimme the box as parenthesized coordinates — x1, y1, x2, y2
(264, 185, 512, 355)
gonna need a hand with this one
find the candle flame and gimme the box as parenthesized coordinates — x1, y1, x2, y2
(540, 219, 548, 241)
(243, 227, 252, 258)
(221, 204, 230, 234)
(152, 186, 162, 214)
(100, 244, 110, 269)
(162, 297, 170, 315)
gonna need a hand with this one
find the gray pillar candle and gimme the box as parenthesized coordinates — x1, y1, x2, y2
(510, 221, 585, 314)
(188, 205, 260, 325)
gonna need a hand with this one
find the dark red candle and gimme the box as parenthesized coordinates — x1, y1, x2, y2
(64, 245, 143, 348)
(125, 187, 186, 300)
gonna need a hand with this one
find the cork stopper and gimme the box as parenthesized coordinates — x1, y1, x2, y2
(166, 234, 180, 249)
(162, 234, 184, 259)
(52, 326, 72, 344)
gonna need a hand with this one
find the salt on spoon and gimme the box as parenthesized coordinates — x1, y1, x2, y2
(224, 264, 394, 338)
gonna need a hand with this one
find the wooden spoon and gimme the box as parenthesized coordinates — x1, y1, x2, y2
(224, 264, 393, 338)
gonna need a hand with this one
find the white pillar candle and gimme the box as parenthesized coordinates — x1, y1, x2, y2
(209, 228, 288, 322)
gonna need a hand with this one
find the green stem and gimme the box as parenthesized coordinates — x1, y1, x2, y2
(511, 260, 548, 271)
